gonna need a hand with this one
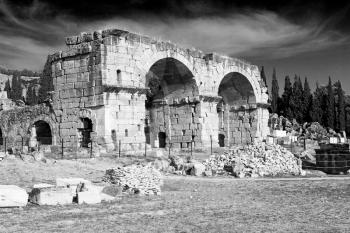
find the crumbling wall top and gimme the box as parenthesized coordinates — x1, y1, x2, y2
(53, 28, 256, 70)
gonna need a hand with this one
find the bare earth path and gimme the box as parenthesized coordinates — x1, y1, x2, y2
(0, 158, 350, 232)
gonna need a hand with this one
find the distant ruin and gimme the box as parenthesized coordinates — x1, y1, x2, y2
(0, 29, 269, 153)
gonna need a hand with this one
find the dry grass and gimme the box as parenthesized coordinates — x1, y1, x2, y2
(0, 158, 350, 233)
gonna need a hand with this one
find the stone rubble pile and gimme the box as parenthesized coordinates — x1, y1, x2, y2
(103, 164, 162, 195)
(201, 153, 235, 175)
(204, 142, 302, 178)
(269, 113, 339, 142)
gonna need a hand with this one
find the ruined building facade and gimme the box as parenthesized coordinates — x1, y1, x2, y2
(0, 29, 269, 152)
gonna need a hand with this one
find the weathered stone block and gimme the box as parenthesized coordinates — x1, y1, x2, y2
(0, 185, 28, 207)
(77, 191, 102, 204)
(190, 163, 206, 176)
(29, 187, 73, 205)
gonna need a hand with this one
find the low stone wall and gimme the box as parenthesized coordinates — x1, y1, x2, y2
(0, 104, 56, 149)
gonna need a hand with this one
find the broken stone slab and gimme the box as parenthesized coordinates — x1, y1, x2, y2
(79, 184, 118, 202)
(77, 191, 102, 204)
(29, 187, 73, 205)
(33, 183, 55, 189)
(0, 185, 28, 207)
(32, 151, 44, 161)
(56, 178, 92, 196)
(203, 170, 213, 177)
(190, 163, 206, 176)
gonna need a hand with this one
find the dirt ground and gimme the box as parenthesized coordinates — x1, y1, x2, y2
(0, 157, 350, 233)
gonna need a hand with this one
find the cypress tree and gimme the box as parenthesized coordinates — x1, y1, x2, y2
(303, 77, 312, 122)
(32, 87, 39, 105)
(10, 75, 22, 101)
(260, 66, 267, 87)
(336, 81, 346, 132)
(38, 56, 54, 103)
(271, 68, 279, 113)
(311, 82, 324, 123)
(326, 77, 335, 129)
(290, 75, 303, 122)
(281, 76, 293, 119)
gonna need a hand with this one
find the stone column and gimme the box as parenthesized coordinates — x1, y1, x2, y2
(198, 97, 221, 148)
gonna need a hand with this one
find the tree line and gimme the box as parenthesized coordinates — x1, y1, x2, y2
(265, 67, 347, 134)
(1, 57, 53, 105)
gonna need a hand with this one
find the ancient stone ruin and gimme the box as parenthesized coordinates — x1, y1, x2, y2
(0, 28, 269, 154)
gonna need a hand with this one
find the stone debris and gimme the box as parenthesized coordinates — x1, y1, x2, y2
(190, 163, 206, 176)
(152, 159, 171, 172)
(31, 151, 45, 161)
(203, 142, 302, 178)
(103, 164, 162, 195)
(0, 185, 28, 207)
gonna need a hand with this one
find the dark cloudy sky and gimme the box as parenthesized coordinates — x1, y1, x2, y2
(1, 0, 350, 91)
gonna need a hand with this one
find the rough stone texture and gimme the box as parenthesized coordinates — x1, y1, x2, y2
(203, 142, 302, 177)
(0, 104, 55, 148)
(0, 28, 269, 154)
(103, 164, 162, 195)
(49, 28, 269, 151)
(190, 162, 206, 176)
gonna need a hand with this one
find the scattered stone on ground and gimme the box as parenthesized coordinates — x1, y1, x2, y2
(190, 162, 206, 176)
(31, 151, 44, 161)
(152, 159, 171, 172)
(0, 185, 28, 207)
(203, 142, 302, 178)
(102, 164, 162, 195)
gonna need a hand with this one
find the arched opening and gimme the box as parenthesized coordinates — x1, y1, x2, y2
(78, 118, 93, 148)
(218, 72, 257, 146)
(158, 132, 166, 148)
(34, 121, 52, 145)
(144, 118, 150, 144)
(0, 127, 3, 146)
(145, 57, 199, 148)
(218, 133, 225, 147)
(117, 69, 122, 84)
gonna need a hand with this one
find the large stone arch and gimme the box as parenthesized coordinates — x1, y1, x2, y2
(135, 50, 199, 87)
(77, 109, 97, 133)
(29, 115, 58, 145)
(217, 72, 259, 146)
(213, 66, 263, 103)
(143, 56, 201, 148)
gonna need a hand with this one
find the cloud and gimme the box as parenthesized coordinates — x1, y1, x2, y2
(93, 12, 348, 60)
(0, 0, 348, 70)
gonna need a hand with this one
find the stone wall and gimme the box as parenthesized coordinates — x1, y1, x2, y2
(0, 104, 55, 148)
(44, 28, 270, 151)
